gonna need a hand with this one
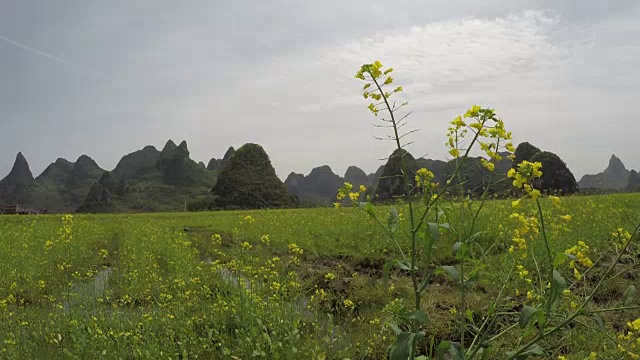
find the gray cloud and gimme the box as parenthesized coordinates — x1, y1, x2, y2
(1, 0, 639, 181)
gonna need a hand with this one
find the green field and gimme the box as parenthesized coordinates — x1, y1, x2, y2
(1, 193, 639, 359)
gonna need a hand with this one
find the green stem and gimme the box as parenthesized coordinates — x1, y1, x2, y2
(370, 71, 420, 359)
(589, 305, 640, 314)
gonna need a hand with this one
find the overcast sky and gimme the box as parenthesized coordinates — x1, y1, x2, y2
(1, 1, 639, 181)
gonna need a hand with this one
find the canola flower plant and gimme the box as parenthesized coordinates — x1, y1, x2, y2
(348, 60, 640, 359)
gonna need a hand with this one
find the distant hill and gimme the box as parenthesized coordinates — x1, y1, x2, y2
(0, 152, 39, 208)
(285, 165, 344, 204)
(579, 155, 630, 190)
(1, 139, 635, 212)
(285, 165, 379, 205)
(213, 143, 297, 209)
(78, 140, 217, 213)
(207, 146, 235, 172)
(0, 153, 104, 212)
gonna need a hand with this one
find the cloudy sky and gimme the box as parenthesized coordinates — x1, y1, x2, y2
(1, 1, 639, 180)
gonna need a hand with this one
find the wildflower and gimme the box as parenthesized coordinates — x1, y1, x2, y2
(349, 192, 360, 201)
(242, 215, 255, 224)
(359, 185, 366, 193)
(527, 291, 533, 300)
(449, 148, 460, 158)
(288, 243, 303, 255)
(333, 202, 341, 208)
(560, 214, 572, 222)
(573, 268, 582, 280)
(241, 242, 252, 251)
(212, 234, 222, 245)
(449, 307, 458, 314)
(481, 158, 495, 171)
(452, 116, 466, 128)
(324, 273, 336, 281)
(550, 196, 560, 207)
(343, 299, 355, 309)
(260, 234, 270, 244)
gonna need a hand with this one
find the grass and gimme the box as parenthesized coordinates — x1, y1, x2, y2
(0, 193, 639, 359)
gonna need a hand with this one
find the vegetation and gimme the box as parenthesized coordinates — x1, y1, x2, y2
(212, 143, 298, 209)
(1, 194, 639, 359)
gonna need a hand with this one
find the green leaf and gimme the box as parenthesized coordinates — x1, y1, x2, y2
(520, 344, 545, 358)
(397, 260, 416, 271)
(622, 284, 636, 306)
(363, 202, 375, 216)
(550, 269, 567, 305)
(468, 231, 485, 242)
(417, 272, 433, 293)
(519, 306, 539, 328)
(388, 322, 402, 335)
(466, 265, 484, 287)
(465, 309, 474, 322)
(388, 208, 399, 234)
(435, 341, 450, 360)
(389, 332, 416, 360)
(454, 242, 470, 261)
(405, 309, 430, 326)
(590, 313, 604, 330)
(506, 344, 545, 359)
(553, 253, 570, 268)
(427, 222, 440, 241)
(363, 83, 371, 90)
(447, 342, 464, 360)
(441, 266, 459, 282)
(383, 261, 394, 288)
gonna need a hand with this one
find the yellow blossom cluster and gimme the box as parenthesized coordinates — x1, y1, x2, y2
(508, 161, 543, 199)
(508, 212, 539, 254)
(617, 318, 640, 359)
(564, 241, 593, 280)
(445, 106, 513, 171)
(354, 60, 404, 117)
(415, 168, 436, 190)
(336, 182, 366, 203)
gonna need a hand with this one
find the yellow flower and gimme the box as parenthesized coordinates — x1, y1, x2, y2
(333, 202, 341, 208)
(349, 192, 360, 201)
(560, 214, 572, 222)
(343, 299, 355, 308)
(212, 233, 222, 245)
(511, 199, 521, 209)
(324, 273, 336, 281)
(529, 189, 541, 200)
(451, 116, 466, 128)
(449, 148, 460, 158)
(260, 234, 270, 244)
(550, 196, 560, 207)
(359, 185, 366, 193)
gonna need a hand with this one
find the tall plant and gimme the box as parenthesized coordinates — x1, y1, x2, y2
(340, 61, 640, 359)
